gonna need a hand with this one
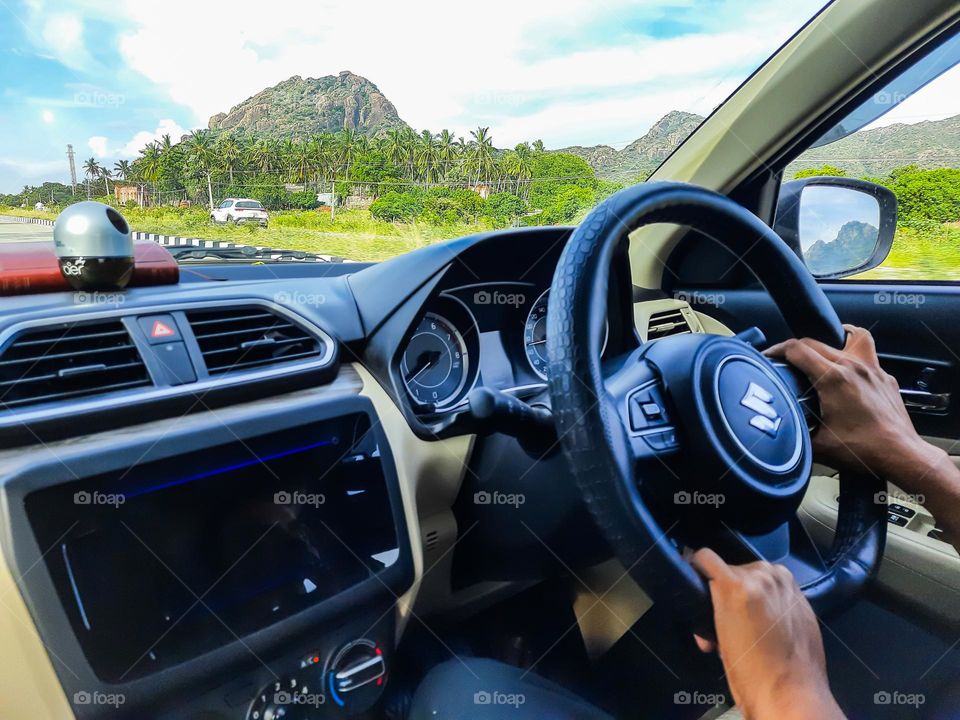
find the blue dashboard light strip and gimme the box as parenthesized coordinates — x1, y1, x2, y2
(329, 669, 345, 707)
(122, 438, 338, 499)
(61, 543, 91, 631)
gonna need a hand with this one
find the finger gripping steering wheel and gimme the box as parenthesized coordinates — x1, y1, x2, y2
(546, 182, 886, 636)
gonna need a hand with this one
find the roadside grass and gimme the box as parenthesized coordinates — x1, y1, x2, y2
(3, 206, 958, 276)
(0, 206, 491, 261)
(856, 224, 960, 281)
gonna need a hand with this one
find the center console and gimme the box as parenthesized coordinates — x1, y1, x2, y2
(0, 384, 414, 718)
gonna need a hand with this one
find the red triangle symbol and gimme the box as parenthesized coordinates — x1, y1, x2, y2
(151, 320, 175, 338)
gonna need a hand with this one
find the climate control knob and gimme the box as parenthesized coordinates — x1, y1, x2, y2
(324, 639, 386, 715)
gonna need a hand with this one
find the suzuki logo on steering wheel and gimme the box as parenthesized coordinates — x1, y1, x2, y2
(740, 382, 782, 437)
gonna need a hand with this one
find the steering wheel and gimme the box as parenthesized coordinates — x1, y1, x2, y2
(546, 181, 887, 636)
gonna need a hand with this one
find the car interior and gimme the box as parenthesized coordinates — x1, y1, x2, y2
(2, 1, 960, 719)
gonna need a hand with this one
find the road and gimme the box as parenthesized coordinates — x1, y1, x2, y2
(0, 220, 53, 243)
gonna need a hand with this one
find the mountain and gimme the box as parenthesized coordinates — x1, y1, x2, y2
(557, 111, 960, 182)
(803, 220, 879, 276)
(207, 71, 409, 138)
(555, 111, 705, 180)
(786, 114, 960, 178)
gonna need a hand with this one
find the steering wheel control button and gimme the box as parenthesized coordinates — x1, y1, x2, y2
(137, 314, 181, 344)
(627, 385, 669, 432)
(644, 429, 678, 451)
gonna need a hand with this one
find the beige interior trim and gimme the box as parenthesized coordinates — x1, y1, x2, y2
(0, 521, 73, 719)
(629, 0, 960, 288)
(353, 363, 476, 637)
(800, 473, 960, 624)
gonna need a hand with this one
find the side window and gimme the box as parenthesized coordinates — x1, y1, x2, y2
(787, 34, 960, 281)
(219, 200, 232, 209)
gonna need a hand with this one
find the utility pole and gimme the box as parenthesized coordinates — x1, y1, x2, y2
(66, 144, 77, 194)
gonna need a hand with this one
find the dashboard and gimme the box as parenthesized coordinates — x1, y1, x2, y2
(0, 224, 671, 719)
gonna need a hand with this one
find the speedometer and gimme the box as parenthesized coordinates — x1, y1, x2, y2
(524, 290, 551, 379)
(524, 289, 608, 380)
(401, 312, 470, 408)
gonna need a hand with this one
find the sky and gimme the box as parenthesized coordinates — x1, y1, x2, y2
(0, 0, 950, 195)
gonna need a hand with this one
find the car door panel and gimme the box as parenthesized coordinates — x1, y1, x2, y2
(688, 283, 960, 440)
(685, 282, 960, 625)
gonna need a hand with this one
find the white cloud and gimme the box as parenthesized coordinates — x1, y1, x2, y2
(865, 66, 960, 130)
(120, 119, 188, 156)
(87, 136, 109, 158)
(37, 11, 95, 71)
(101, 0, 824, 147)
(82, 119, 188, 163)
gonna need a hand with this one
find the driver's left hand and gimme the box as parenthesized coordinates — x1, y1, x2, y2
(690, 549, 845, 720)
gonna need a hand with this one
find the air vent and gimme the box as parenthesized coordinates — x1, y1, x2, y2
(0, 321, 150, 411)
(186, 307, 324, 376)
(424, 529, 440, 552)
(647, 308, 693, 341)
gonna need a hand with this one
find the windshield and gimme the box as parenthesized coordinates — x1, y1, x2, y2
(1, 0, 825, 263)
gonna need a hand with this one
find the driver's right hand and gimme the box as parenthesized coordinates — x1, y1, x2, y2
(766, 325, 960, 550)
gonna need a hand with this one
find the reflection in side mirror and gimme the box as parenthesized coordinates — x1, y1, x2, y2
(799, 186, 880, 276)
(774, 177, 897, 279)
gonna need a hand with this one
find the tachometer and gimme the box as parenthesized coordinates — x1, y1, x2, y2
(524, 289, 607, 380)
(401, 312, 470, 408)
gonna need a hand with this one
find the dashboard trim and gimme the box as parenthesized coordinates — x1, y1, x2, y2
(0, 298, 337, 442)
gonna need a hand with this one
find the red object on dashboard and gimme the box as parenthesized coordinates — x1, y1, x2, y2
(0, 239, 180, 295)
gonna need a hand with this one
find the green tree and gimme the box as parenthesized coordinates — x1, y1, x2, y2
(792, 164, 847, 179)
(184, 129, 216, 209)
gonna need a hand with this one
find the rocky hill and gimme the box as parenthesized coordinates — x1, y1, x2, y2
(207, 71, 409, 138)
(555, 110, 704, 180)
(558, 110, 960, 181)
(787, 114, 960, 178)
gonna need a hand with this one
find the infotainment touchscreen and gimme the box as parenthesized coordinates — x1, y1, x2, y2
(25, 412, 401, 681)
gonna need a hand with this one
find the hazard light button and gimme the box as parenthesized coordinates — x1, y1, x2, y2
(137, 314, 181, 344)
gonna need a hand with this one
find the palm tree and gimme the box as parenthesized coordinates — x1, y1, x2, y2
(83, 157, 101, 181)
(251, 139, 276, 174)
(100, 167, 112, 195)
(82, 157, 101, 198)
(416, 130, 441, 185)
(507, 142, 533, 196)
(532, 139, 545, 154)
(336, 128, 360, 181)
(383, 128, 406, 168)
(217, 134, 242, 184)
(184, 129, 215, 209)
(113, 159, 131, 181)
(469, 127, 495, 186)
(137, 143, 162, 183)
(291, 141, 313, 184)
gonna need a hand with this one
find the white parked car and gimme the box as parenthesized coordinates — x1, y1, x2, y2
(210, 198, 269, 227)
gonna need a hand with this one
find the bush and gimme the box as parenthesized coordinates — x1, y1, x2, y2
(888, 168, 960, 224)
(483, 192, 526, 226)
(422, 187, 484, 224)
(793, 165, 848, 179)
(370, 190, 425, 222)
(287, 191, 319, 210)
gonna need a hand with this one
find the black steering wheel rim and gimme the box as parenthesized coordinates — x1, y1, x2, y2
(546, 181, 887, 637)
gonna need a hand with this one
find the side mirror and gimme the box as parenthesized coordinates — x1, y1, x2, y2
(774, 176, 897, 279)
